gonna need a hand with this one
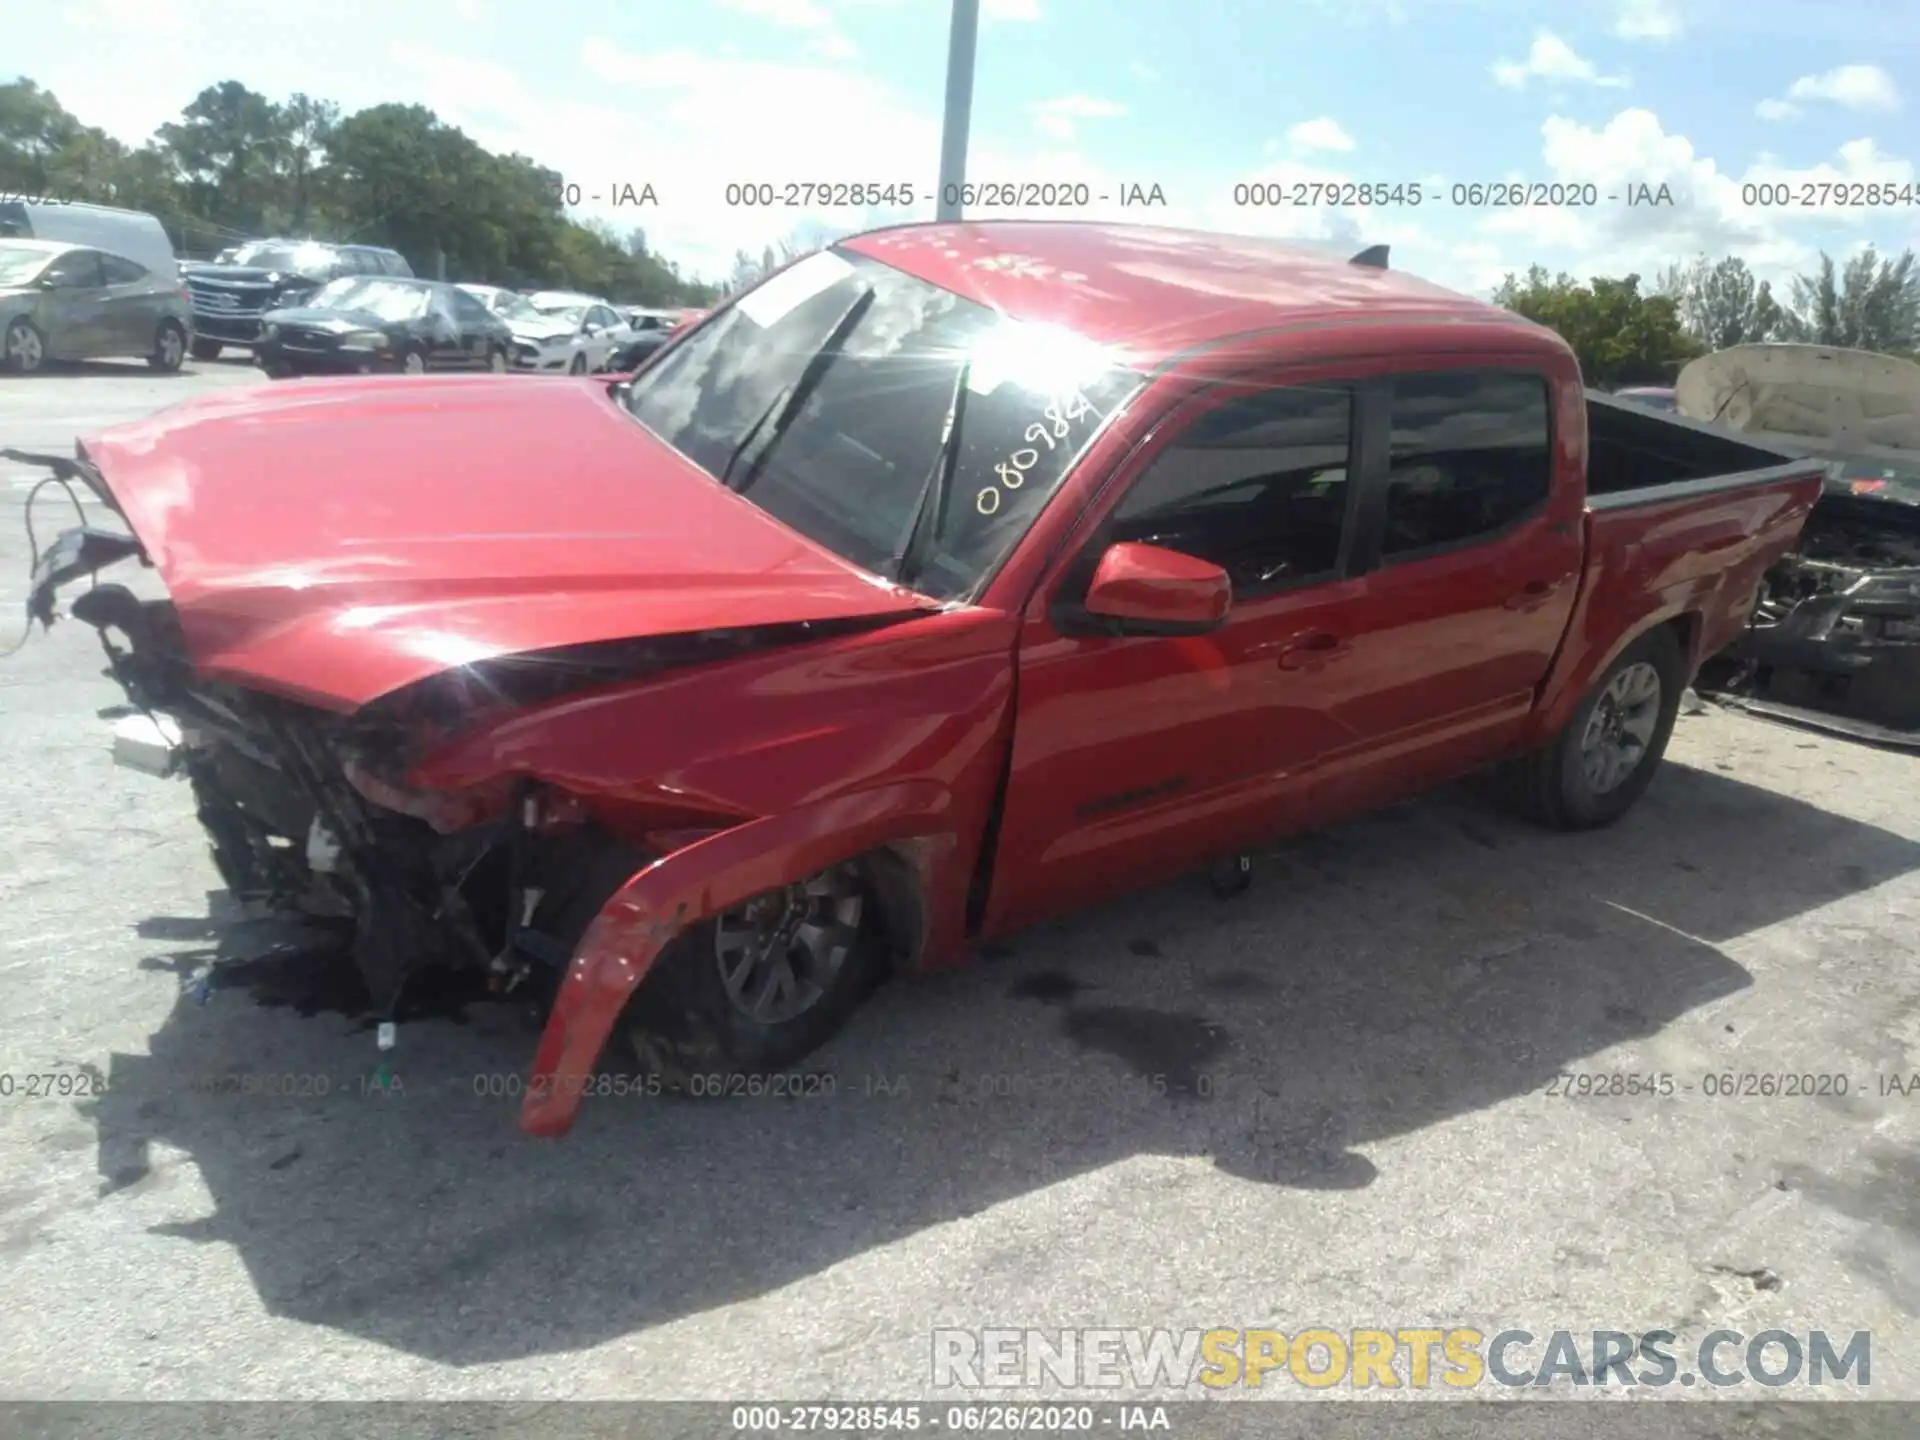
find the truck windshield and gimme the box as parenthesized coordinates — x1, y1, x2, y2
(624, 247, 1144, 602)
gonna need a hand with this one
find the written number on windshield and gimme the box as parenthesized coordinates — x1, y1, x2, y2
(978, 390, 1103, 516)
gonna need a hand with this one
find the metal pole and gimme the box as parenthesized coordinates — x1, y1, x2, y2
(934, 0, 980, 222)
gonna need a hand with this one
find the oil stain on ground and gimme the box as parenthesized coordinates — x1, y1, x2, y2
(1061, 1005, 1229, 1098)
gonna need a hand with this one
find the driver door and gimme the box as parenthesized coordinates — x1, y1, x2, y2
(983, 372, 1373, 933)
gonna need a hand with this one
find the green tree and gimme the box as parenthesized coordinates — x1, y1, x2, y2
(1, 72, 725, 301)
(1655, 255, 1784, 352)
(1492, 265, 1703, 386)
(0, 79, 81, 193)
(156, 81, 292, 234)
(1778, 247, 1920, 353)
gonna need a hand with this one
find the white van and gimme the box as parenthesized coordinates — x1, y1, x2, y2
(0, 200, 179, 282)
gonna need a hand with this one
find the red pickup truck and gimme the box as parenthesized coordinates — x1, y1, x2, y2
(17, 223, 1823, 1137)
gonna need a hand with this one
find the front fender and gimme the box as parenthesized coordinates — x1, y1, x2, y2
(520, 779, 964, 1136)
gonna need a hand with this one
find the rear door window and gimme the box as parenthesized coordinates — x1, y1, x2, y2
(1380, 372, 1551, 559)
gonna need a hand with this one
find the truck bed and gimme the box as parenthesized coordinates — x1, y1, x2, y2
(1520, 393, 1828, 749)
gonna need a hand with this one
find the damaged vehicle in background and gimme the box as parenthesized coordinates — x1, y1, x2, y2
(11, 223, 1823, 1139)
(1677, 343, 1920, 749)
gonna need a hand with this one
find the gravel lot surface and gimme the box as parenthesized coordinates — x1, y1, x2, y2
(2, 362, 1917, 1422)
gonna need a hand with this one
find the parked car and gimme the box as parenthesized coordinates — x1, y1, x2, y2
(0, 238, 192, 373)
(254, 276, 514, 377)
(184, 239, 413, 360)
(607, 307, 682, 369)
(1615, 386, 1677, 411)
(17, 224, 1825, 1138)
(505, 293, 633, 373)
(0, 199, 180, 283)
(455, 283, 527, 317)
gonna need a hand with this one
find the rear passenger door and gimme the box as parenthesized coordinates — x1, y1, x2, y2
(1308, 368, 1583, 817)
(97, 253, 159, 353)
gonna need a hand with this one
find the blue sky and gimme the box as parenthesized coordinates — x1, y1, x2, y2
(12, 0, 1920, 295)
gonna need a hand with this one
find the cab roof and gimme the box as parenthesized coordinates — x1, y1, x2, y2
(842, 221, 1548, 367)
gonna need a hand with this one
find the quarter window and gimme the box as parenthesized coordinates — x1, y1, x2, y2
(1381, 372, 1551, 558)
(1109, 384, 1354, 593)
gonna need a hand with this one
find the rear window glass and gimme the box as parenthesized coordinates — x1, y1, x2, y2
(1381, 372, 1551, 558)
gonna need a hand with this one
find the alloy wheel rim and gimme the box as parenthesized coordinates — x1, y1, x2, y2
(1579, 661, 1661, 794)
(9, 323, 41, 368)
(160, 329, 182, 366)
(404, 351, 425, 374)
(712, 869, 864, 1025)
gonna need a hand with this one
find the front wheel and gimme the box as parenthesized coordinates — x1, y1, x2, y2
(488, 346, 508, 372)
(1495, 626, 1684, 830)
(401, 348, 427, 375)
(539, 846, 891, 1087)
(568, 352, 588, 376)
(4, 317, 47, 373)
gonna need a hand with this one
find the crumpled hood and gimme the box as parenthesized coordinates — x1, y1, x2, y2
(79, 375, 932, 712)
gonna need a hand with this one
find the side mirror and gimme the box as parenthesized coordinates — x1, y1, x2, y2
(1082, 542, 1231, 635)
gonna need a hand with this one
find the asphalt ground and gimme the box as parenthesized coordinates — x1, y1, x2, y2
(1, 360, 1918, 1425)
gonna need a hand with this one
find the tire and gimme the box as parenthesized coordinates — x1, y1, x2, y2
(401, 348, 427, 375)
(189, 339, 222, 362)
(568, 352, 588, 376)
(537, 842, 890, 1087)
(1496, 626, 1685, 830)
(4, 317, 47, 373)
(149, 319, 187, 372)
(263, 360, 295, 379)
(488, 347, 508, 372)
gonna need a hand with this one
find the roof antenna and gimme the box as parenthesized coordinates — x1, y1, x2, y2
(1350, 244, 1389, 269)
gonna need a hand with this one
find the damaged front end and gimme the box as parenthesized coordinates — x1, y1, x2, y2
(10, 447, 827, 1022)
(1703, 467, 1920, 748)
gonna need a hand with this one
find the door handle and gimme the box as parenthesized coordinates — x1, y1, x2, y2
(1275, 631, 1353, 670)
(1503, 580, 1557, 611)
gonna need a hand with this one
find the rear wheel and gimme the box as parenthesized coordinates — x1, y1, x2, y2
(539, 845, 890, 1087)
(4, 317, 46, 373)
(1495, 626, 1685, 830)
(149, 319, 187, 372)
(189, 338, 222, 362)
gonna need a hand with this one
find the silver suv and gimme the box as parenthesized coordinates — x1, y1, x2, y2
(0, 238, 194, 373)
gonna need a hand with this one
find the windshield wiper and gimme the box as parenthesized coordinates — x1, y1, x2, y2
(717, 383, 789, 489)
(887, 359, 972, 586)
(728, 285, 877, 496)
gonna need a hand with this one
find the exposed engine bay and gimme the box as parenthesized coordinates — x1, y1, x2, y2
(1699, 473, 1920, 748)
(7, 446, 881, 1023)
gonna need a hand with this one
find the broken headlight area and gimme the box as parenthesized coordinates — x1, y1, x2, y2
(1700, 482, 1920, 748)
(68, 586, 635, 1019)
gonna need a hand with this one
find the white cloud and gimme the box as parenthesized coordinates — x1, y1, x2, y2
(1474, 107, 1916, 295)
(1613, 0, 1681, 41)
(1491, 33, 1627, 90)
(1030, 94, 1125, 143)
(807, 32, 859, 59)
(982, 0, 1041, 19)
(1129, 62, 1159, 82)
(1757, 64, 1903, 121)
(60, 0, 188, 35)
(717, 0, 833, 26)
(1286, 118, 1356, 154)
